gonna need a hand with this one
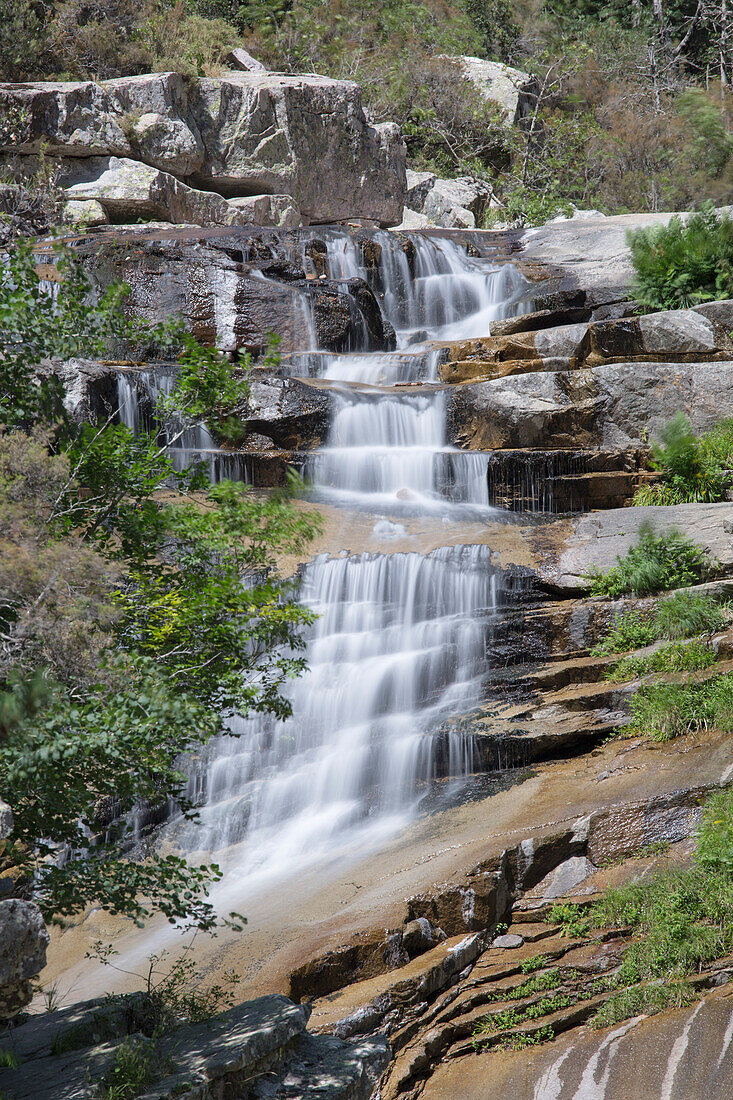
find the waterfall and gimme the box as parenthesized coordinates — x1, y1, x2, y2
(172, 232, 532, 901)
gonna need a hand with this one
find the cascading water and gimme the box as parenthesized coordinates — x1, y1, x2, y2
(172, 232, 531, 902)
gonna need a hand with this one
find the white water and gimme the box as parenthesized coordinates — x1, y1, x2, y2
(167, 232, 531, 903)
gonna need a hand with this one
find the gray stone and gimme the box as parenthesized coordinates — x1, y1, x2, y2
(62, 156, 262, 225)
(402, 917, 444, 958)
(638, 308, 716, 354)
(449, 361, 733, 452)
(0, 799, 13, 839)
(226, 193, 302, 228)
(492, 932, 524, 949)
(519, 210, 684, 294)
(62, 199, 108, 227)
(405, 168, 437, 211)
(422, 176, 493, 229)
(534, 321, 588, 359)
(187, 72, 406, 225)
(552, 502, 733, 590)
(694, 299, 733, 327)
(0, 899, 49, 1019)
(523, 856, 596, 901)
(225, 47, 268, 72)
(442, 56, 537, 124)
(395, 206, 432, 230)
(125, 111, 203, 177)
(0, 72, 407, 226)
(0, 80, 132, 157)
(1, 994, 310, 1099)
(250, 1032, 390, 1100)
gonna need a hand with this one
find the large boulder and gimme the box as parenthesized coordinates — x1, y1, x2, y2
(187, 73, 406, 225)
(441, 56, 538, 124)
(0, 899, 49, 1019)
(0, 72, 407, 226)
(402, 171, 495, 228)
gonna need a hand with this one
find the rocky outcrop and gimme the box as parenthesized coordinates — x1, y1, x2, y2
(0, 992, 389, 1100)
(539, 501, 733, 591)
(0, 71, 407, 226)
(400, 173, 496, 229)
(448, 361, 733, 451)
(60, 155, 303, 227)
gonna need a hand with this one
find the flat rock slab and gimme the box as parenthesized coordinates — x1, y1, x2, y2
(1, 995, 309, 1100)
(492, 933, 524, 949)
(538, 501, 733, 590)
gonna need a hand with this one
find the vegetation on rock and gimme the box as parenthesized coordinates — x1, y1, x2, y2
(0, 240, 320, 930)
(591, 591, 726, 657)
(629, 207, 733, 311)
(549, 787, 733, 1028)
(585, 524, 716, 598)
(633, 413, 733, 506)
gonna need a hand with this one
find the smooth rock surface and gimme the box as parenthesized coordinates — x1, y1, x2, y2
(421, 991, 733, 1099)
(492, 933, 524, 949)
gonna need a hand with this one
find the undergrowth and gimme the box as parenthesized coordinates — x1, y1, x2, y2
(585, 525, 716, 598)
(628, 206, 733, 310)
(603, 639, 717, 682)
(625, 672, 733, 740)
(547, 789, 733, 1027)
(633, 413, 733, 506)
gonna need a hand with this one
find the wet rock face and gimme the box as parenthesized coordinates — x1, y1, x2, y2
(0, 71, 407, 226)
(72, 232, 394, 357)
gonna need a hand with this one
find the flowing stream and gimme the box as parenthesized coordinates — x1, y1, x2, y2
(169, 233, 531, 904)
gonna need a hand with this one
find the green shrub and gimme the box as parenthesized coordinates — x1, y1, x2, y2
(604, 639, 717, 682)
(628, 205, 733, 311)
(591, 609, 657, 656)
(626, 673, 733, 741)
(100, 1037, 171, 1100)
(585, 524, 715, 598)
(590, 980, 695, 1029)
(632, 413, 733, 506)
(652, 591, 727, 640)
(696, 787, 733, 873)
